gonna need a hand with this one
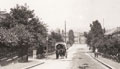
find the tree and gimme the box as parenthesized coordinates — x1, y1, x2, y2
(86, 20, 104, 51)
(86, 20, 120, 62)
(27, 17, 48, 58)
(91, 20, 104, 38)
(51, 31, 63, 42)
(47, 34, 56, 52)
(10, 25, 33, 62)
(0, 28, 19, 59)
(68, 30, 75, 46)
(0, 4, 34, 29)
(0, 28, 18, 47)
(10, 4, 34, 25)
(84, 32, 92, 46)
(0, 4, 48, 62)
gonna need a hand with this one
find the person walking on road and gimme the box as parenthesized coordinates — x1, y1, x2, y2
(94, 48, 98, 58)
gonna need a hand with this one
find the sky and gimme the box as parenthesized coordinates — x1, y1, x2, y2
(0, 0, 120, 32)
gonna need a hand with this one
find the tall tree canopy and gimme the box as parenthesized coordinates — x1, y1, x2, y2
(86, 20, 104, 51)
(90, 20, 104, 38)
(0, 4, 48, 62)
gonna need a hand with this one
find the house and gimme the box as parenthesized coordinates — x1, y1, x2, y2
(0, 10, 7, 21)
(105, 27, 120, 38)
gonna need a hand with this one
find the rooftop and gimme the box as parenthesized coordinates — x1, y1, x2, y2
(105, 27, 120, 35)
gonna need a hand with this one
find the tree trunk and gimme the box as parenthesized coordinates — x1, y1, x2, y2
(18, 46, 28, 62)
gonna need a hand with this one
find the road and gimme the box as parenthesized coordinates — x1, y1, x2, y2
(30, 44, 108, 69)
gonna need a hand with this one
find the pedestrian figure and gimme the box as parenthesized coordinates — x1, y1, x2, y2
(94, 48, 98, 58)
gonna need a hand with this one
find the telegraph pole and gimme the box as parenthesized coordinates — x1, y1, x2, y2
(103, 18, 104, 28)
(65, 20, 67, 43)
(103, 18, 105, 33)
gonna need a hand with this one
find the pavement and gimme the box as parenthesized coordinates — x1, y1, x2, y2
(0, 58, 44, 69)
(88, 51, 120, 69)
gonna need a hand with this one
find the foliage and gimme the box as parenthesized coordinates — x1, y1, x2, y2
(47, 34, 56, 52)
(86, 20, 104, 50)
(0, 28, 18, 47)
(10, 4, 34, 25)
(90, 20, 104, 38)
(10, 25, 33, 46)
(50, 31, 63, 42)
(0, 4, 48, 62)
(86, 20, 120, 62)
(68, 29, 75, 45)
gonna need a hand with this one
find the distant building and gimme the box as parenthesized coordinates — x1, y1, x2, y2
(68, 32, 86, 44)
(79, 33, 86, 44)
(105, 27, 120, 38)
(61, 29, 86, 44)
(74, 32, 79, 44)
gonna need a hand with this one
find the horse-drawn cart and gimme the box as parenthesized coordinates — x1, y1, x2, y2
(55, 42, 67, 59)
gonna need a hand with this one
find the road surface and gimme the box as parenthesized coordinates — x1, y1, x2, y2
(30, 44, 108, 69)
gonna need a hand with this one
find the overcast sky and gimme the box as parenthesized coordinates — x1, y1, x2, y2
(0, 0, 120, 32)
